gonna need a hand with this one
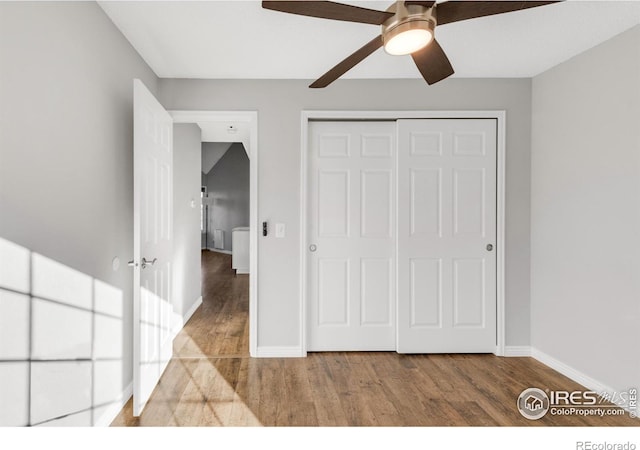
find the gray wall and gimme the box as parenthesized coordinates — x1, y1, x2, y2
(159, 78, 533, 348)
(173, 124, 202, 320)
(531, 26, 640, 393)
(203, 143, 250, 252)
(0, 2, 158, 425)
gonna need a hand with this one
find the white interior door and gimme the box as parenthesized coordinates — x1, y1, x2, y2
(307, 121, 396, 351)
(397, 119, 497, 353)
(133, 79, 174, 415)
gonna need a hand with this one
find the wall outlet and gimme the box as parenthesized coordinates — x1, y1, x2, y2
(275, 223, 285, 238)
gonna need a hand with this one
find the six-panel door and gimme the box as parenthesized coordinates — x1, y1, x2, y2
(307, 121, 397, 351)
(396, 119, 497, 353)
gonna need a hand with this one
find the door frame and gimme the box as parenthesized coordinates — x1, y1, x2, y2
(170, 110, 259, 357)
(300, 110, 507, 357)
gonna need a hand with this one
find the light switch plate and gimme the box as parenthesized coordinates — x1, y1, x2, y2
(275, 223, 285, 238)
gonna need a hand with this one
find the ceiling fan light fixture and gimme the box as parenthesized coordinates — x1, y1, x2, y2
(381, 3, 436, 56)
(383, 21, 433, 56)
(265, 0, 562, 88)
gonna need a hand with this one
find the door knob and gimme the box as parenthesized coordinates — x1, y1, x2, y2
(486, 244, 493, 252)
(309, 244, 317, 252)
(141, 257, 157, 269)
(127, 260, 138, 268)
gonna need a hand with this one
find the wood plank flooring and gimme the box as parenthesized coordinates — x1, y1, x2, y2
(111, 251, 637, 427)
(171, 250, 249, 359)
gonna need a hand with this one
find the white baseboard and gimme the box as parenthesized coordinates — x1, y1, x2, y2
(503, 345, 532, 357)
(531, 348, 608, 392)
(207, 248, 232, 255)
(255, 346, 305, 358)
(172, 296, 203, 337)
(94, 381, 132, 427)
(183, 296, 202, 324)
(531, 347, 638, 416)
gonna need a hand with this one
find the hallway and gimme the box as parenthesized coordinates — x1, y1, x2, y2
(111, 252, 637, 427)
(173, 251, 249, 359)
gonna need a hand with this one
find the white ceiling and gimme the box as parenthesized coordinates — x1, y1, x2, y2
(99, 1, 640, 80)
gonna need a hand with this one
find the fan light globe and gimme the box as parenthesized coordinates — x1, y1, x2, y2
(383, 16, 435, 56)
(384, 28, 433, 55)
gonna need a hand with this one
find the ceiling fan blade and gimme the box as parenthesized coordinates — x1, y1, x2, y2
(262, 1, 393, 25)
(411, 38, 455, 85)
(310, 36, 384, 88)
(437, 1, 561, 26)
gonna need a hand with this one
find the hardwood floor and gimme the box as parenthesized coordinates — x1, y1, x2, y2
(111, 251, 637, 427)
(172, 250, 249, 359)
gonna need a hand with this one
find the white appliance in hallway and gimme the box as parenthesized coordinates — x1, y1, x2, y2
(306, 118, 497, 353)
(232, 227, 250, 274)
(132, 79, 174, 416)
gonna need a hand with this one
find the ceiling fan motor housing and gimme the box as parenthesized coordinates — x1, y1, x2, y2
(382, 3, 437, 55)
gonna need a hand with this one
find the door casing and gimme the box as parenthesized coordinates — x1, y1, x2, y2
(299, 110, 507, 357)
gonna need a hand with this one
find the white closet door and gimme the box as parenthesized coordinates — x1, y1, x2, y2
(307, 121, 396, 351)
(397, 119, 497, 353)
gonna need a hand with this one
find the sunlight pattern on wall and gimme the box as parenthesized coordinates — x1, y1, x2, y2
(0, 237, 125, 426)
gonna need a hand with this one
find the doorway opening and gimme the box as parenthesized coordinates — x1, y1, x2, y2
(171, 111, 258, 357)
(198, 141, 249, 356)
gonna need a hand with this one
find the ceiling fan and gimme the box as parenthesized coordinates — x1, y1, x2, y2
(262, 1, 561, 88)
